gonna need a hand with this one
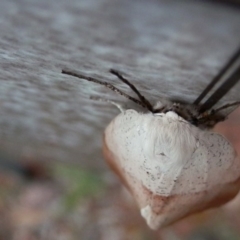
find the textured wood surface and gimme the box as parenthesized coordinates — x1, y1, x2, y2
(0, 0, 240, 169)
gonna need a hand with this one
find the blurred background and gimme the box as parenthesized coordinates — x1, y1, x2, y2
(0, 0, 240, 239)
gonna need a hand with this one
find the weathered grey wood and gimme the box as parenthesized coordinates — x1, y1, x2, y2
(0, 0, 240, 169)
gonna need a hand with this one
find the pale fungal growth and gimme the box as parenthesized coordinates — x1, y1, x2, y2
(62, 68, 240, 230)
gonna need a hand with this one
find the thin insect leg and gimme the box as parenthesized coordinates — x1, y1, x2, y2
(213, 101, 240, 113)
(198, 101, 237, 127)
(109, 69, 153, 112)
(62, 69, 146, 109)
(90, 96, 125, 112)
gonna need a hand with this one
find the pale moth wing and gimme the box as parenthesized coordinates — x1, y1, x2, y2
(103, 110, 240, 229)
(61, 68, 240, 230)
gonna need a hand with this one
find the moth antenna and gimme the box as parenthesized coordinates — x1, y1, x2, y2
(199, 66, 240, 112)
(194, 46, 240, 105)
(213, 101, 240, 114)
(90, 96, 125, 112)
(61, 69, 147, 109)
(109, 69, 153, 112)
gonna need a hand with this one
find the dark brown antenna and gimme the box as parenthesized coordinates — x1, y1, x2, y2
(193, 45, 240, 112)
(199, 66, 240, 112)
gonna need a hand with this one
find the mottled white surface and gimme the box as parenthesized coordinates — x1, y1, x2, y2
(105, 110, 240, 194)
(0, 0, 240, 169)
(104, 109, 240, 228)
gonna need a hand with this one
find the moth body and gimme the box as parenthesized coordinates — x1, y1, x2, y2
(103, 109, 240, 229)
(61, 68, 240, 229)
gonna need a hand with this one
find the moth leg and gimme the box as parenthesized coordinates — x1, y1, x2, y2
(109, 69, 153, 112)
(62, 69, 146, 109)
(90, 96, 125, 112)
(213, 101, 240, 114)
(204, 101, 240, 125)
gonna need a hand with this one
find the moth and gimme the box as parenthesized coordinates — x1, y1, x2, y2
(62, 57, 240, 229)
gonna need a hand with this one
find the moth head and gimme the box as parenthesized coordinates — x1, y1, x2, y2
(61, 68, 240, 129)
(152, 99, 233, 130)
